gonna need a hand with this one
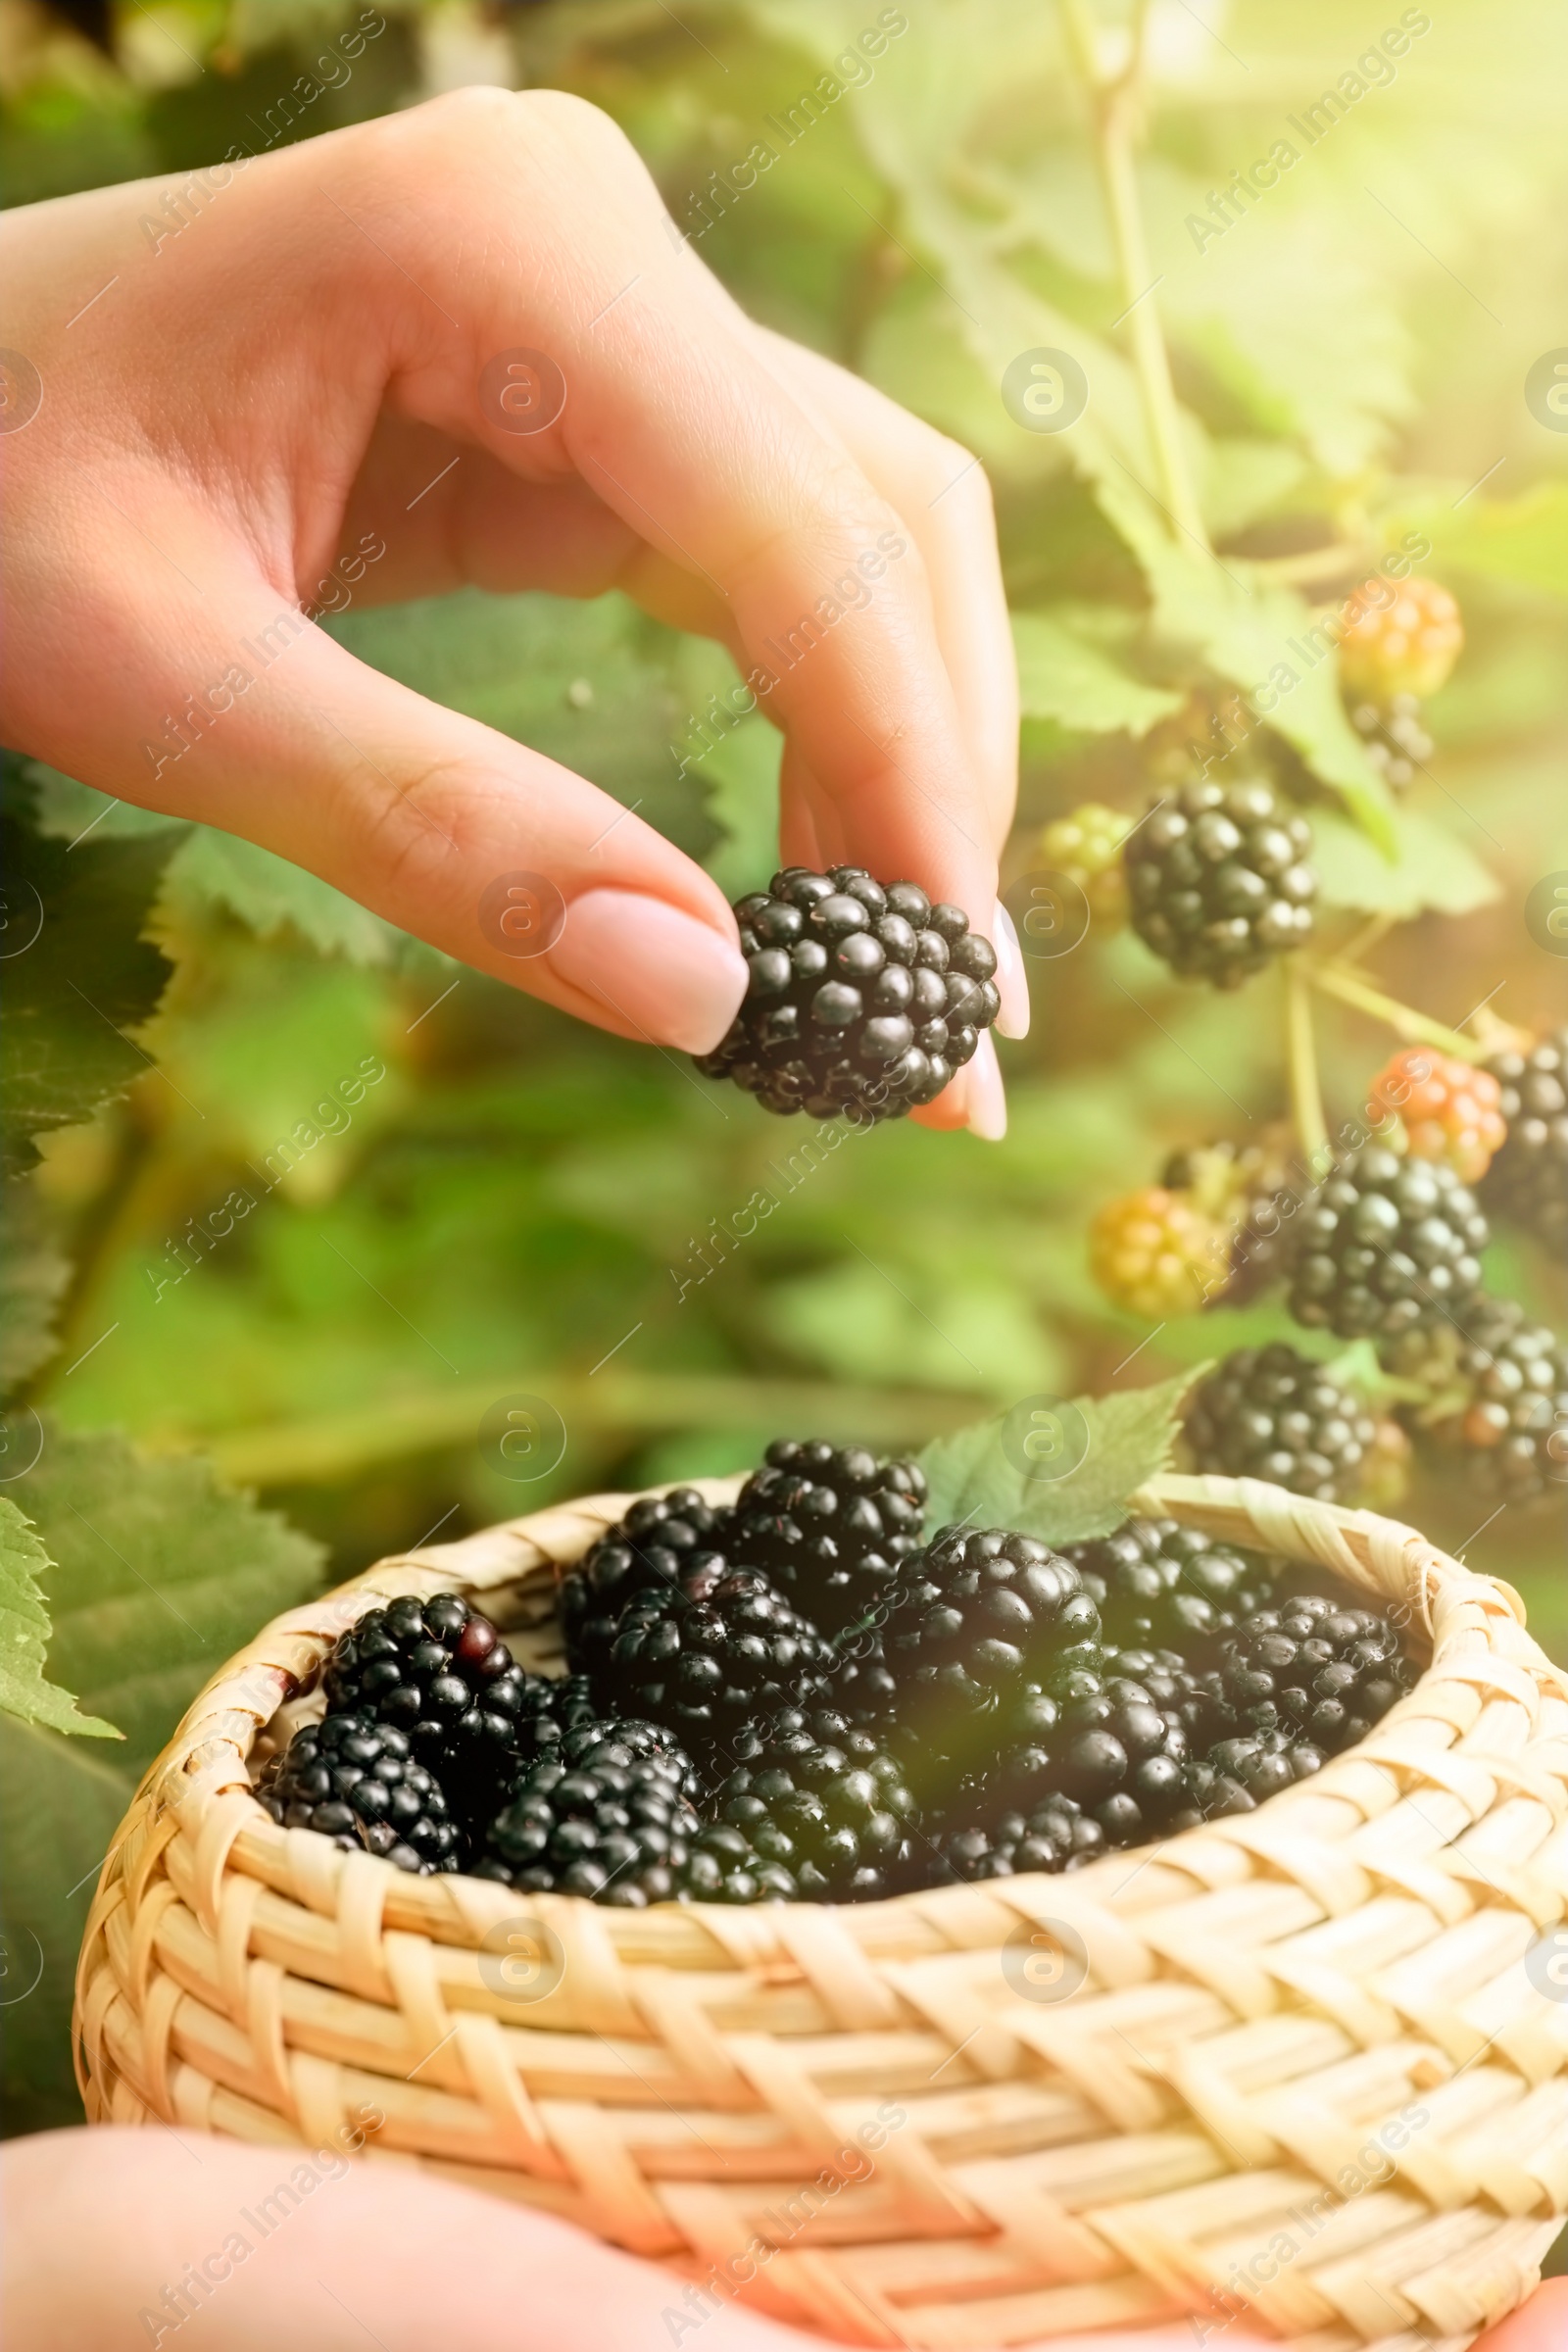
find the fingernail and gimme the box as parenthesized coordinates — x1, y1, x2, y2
(550, 889, 747, 1053)
(992, 899, 1030, 1039)
(967, 1031, 1007, 1141)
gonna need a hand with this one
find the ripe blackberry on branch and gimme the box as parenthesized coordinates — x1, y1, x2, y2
(1185, 1344, 1376, 1504)
(1367, 1047, 1506, 1186)
(1350, 694, 1434, 794)
(710, 1707, 919, 1899)
(1480, 1030, 1568, 1255)
(1289, 1146, 1489, 1344)
(726, 1440, 926, 1637)
(595, 1565, 833, 1754)
(561, 1488, 729, 1677)
(1447, 1298, 1568, 1502)
(1063, 1518, 1276, 1656)
(1124, 778, 1316, 988)
(694, 867, 1000, 1122)
(475, 1749, 701, 1904)
(1215, 1592, 1414, 1753)
(258, 1712, 462, 1874)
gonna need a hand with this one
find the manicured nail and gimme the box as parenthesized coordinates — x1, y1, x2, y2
(966, 1030, 1007, 1141)
(550, 889, 748, 1053)
(992, 899, 1030, 1039)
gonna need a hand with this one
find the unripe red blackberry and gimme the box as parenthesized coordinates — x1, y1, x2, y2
(1289, 1146, 1489, 1343)
(1124, 779, 1316, 988)
(1185, 1344, 1377, 1504)
(1338, 577, 1462, 702)
(727, 1441, 926, 1638)
(1368, 1047, 1506, 1186)
(1479, 1030, 1568, 1255)
(695, 867, 999, 1121)
(1089, 1185, 1233, 1319)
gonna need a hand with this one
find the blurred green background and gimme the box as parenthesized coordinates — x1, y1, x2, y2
(3, 0, 1566, 2131)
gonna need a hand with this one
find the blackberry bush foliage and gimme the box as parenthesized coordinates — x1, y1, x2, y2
(695, 868, 1000, 1122)
(1124, 779, 1316, 988)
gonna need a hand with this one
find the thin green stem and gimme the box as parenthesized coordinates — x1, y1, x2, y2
(1307, 960, 1489, 1064)
(1057, 0, 1209, 553)
(1283, 958, 1331, 1176)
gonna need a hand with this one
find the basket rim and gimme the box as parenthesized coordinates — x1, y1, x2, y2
(96, 1468, 1565, 1944)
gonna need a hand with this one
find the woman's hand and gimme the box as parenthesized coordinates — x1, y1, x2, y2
(4, 2129, 1561, 2350)
(0, 88, 1023, 1135)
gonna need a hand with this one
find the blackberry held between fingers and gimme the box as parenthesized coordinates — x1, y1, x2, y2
(1216, 1592, 1415, 1754)
(710, 1707, 919, 1899)
(597, 1566, 833, 1754)
(258, 1712, 462, 1874)
(476, 1750, 700, 1904)
(1480, 1030, 1568, 1254)
(694, 867, 1000, 1122)
(1063, 1518, 1276, 1658)
(1289, 1146, 1489, 1344)
(1125, 779, 1316, 988)
(726, 1440, 926, 1637)
(1185, 1345, 1376, 1504)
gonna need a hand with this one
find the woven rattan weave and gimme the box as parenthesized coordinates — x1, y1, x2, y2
(74, 1473, 1568, 2349)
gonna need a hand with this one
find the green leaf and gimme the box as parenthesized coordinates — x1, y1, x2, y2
(1310, 802, 1500, 918)
(1416, 483, 1568, 601)
(0, 1714, 135, 2132)
(915, 1368, 1203, 1548)
(11, 1427, 324, 1779)
(0, 1183, 72, 1399)
(0, 1502, 119, 1739)
(1013, 610, 1184, 738)
(159, 830, 404, 965)
(1, 814, 172, 1179)
(697, 716, 782, 901)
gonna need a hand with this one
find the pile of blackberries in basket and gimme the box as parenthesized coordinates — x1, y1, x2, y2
(258, 1441, 1416, 1905)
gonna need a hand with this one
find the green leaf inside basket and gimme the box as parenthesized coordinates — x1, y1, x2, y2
(915, 1367, 1204, 1547)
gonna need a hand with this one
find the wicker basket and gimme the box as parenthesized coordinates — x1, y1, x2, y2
(74, 1473, 1568, 2351)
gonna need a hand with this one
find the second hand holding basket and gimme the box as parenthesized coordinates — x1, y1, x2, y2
(74, 1474, 1568, 2350)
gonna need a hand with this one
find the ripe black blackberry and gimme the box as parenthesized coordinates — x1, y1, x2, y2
(1480, 1031, 1568, 1255)
(258, 1712, 462, 1874)
(1216, 1592, 1414, 1753)
(1188, 1730, 1325, 1819)
(321, 1593, 560, 1810)
(925, 1792, 1106, 1882)
(1185, 1345, 1376, 1504)
(872, 1527, 1102, 1729)
(1289, 1147, 1490, 1344)
(994, 1668, 1202, 1842)
(596, 1566, 833, 1753)
(1063, 1518, 1275, 1657)
(726, 1441, 927, 1638)
(710, 1707, 920, 1900)
(561, 1489, 729, 1677)
(675, 1823, 799, 1903)
(1124, 779, 1316, 988)
(475, 1748, 701, 1904)
(694, 867, 1000, 1122)
(1451, 1298, 1568, 1502)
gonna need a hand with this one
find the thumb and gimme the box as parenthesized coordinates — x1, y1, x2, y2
(77, 560, 750, 1054)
